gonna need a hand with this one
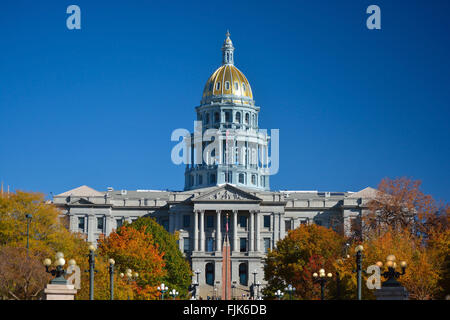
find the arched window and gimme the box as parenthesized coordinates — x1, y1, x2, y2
(216, 82, 221, 90)
(252, 114, 256, 127)
(239, 263, 248, 286)
(235, 112, 241, 123)
(245, 113, 249, 124)
(242, 83, 246, 92)
(214, 112, 220, 123)
(251, 174, 256, 185)
(234, 82, 239, 90)
(206, 263, 214, 285)
(239, 173, 245, 184)
(225, 81, 230, 90)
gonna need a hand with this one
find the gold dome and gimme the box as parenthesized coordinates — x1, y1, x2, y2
(201, 31, 254, 106)
(202, 64, 253, 101)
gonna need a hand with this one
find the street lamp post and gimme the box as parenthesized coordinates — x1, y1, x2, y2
(285, 284, 295, 300)
(313, 269, 333, 300)
(158, 283, 169, 300)
(120, 269, 139, 300)
(354, 245, 364, 300)
(251, 269, 258, 299)
(256, 281, 261, 299)
(43, 252, 76, 284)
(108, 258, 115, 300)
(274, 289, 284, 300)
(87, 244, 96, 300)
(169, 289, 179, 300)
(194, 269, 201, 299)
(25, 214, 32, 256)
(376, 255, 407, 287)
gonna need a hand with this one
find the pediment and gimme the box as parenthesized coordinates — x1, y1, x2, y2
(193, 184, 261, 202)
(69, 197, 94, 205)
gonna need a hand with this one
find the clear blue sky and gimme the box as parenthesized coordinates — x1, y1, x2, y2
(0, 0, 449, 202)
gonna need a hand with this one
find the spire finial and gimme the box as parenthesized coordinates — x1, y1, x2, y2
(221, 30, 234, 65)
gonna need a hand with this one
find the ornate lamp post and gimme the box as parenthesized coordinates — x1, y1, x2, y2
(193, 269, 201, 299)
(251, 269, 258, 298)
(376, 255, 407, 287)
(285, 284, 295, 300)
(256, 281, 261, 299)
(120, 269, 139, 300)
(158, 283, 169, 300)
(231, 281, 237, 300)
(87, 244, 97, 300)
(25, 214, 32, 256)
(108, 258, 115, 300)
(354, 245, 364, 300)
(43, 252, 76, 284)
(169, 289, 179, 300)
(313, 269, 333, 300)
(274, 289, 284, 300)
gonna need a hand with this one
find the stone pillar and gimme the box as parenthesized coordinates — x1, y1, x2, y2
(374, 286, 409, 300)
(105, 214, 114, 236)
(216, 210, 222, 252)
(45, 284, 78, 300)
(232, 210, 238, 253)
(200, 210, 205, 252)
(87, 214, 95, 244)
(255, 211, 261, 252)
(249, 211, 254, 252)
(69, 214, 77, 233)
(194, 210, 199, 252)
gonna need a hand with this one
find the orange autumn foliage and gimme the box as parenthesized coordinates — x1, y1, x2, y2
(98, 226, 166, 300)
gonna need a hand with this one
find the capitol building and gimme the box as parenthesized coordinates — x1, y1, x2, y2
(53, 32, 375, 299)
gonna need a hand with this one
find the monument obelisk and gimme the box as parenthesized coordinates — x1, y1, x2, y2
(221, 213, 232, 300)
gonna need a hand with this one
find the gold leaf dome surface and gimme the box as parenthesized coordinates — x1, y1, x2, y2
(202, 64, 253, 100)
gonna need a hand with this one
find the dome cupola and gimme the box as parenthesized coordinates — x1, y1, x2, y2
(201, 32, 254, 106)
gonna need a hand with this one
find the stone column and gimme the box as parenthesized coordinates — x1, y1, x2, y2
(279, 213, 286, 240)
(232, 210, 238, 253)
(216, 210, 222, 252)
(194, 210, 199, 252)
(272, 213, 279, 248)
(255, 211, 261, 252)
(200, 210, 205, 252)
(105, 214, 114, 236)
(45, 284, 78, 300)
(249, 211, 254, 252)
(87, 214, 95, 244)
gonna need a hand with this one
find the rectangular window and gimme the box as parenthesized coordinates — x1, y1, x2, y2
(263, 215, 271, 228)
(183, 215, 190, 228)
(239, 215, 247, 228)
(240, 238, 247, 252)
(206, 237, 214, 252)
(78, 217, 85, 232)
(206, 215, 214, 228)
(264, 238, 271, 253)
(183, 237, 190, 253)
(116, 219, 123, 229)
(285, 220, 292, 232)
(97, 217, 104, 232)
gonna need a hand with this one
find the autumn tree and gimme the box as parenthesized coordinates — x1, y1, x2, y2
(263, 224, 345, 300)
(129, 217, 192, 298)
(98, 225, 166, 300)
(364, 177, 439, 235)
(0, 247, 51, 299)
(0, 191, 95, 299)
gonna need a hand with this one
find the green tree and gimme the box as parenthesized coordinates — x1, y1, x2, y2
(130, 217, 192, 298)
